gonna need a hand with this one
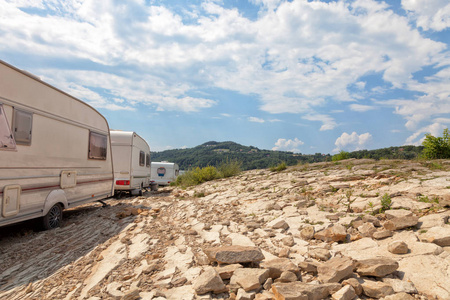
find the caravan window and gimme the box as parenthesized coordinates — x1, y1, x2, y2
(89, 131, 107, 160)
(13, 109, 33, 145)
(139, 151, 145, 166)
(146, 153, 150, 167)
(0, 104, 17, 150)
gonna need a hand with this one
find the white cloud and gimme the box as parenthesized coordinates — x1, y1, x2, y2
(221, 113, 231, 117)
(248, 116, 265, 123)
(303, 114, 337, 131)
(334, 131, 372, 152)
(404, 122, 447, 145)
(402, 0, 450, 31)
(0, 0, 447, 133)
(349, 104, 376, 112)
(272, 138, 304, 153)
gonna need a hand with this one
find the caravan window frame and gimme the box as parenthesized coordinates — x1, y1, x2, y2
(88, 131, 107, 160)
(146, 153, 150, 167)
(139, 151, 145, 166)
(13, 108, 33, 145)
(0, 104, 17, 151)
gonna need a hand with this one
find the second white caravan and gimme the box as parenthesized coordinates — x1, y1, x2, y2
(110, 130, 155, 196)
(151, 162, 180, 186)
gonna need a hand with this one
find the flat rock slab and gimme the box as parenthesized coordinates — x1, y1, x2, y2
(260, 258, 300, 279)
(361, 280, 394, 298)
(232, 268, 270, 291)
(272, 282, 341, 300)
(204, 245, 265, 264)
(356, 257, 399, 277)
(418, 227, 450, 247)
(317, 256, 354, 283)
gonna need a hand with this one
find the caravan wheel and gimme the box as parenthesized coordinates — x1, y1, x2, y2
(42, 204, 63, 230)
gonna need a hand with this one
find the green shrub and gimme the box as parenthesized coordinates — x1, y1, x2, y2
(380, 193, 392, 213)
(422, 128, 450, 159)
(332, 150, 350, 161)
(218, 159, 242, 178)
(270, 161, 287, 172)
(175, 166, 219, 187)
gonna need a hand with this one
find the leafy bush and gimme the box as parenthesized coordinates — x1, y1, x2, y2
(217, 159, 242, 178)
(380, 193, 392, 213)
(175, 160, 242, 188)
(422, 128, 450, 159)
(332, 150, 350, 161)
(270, 161, 287, 172)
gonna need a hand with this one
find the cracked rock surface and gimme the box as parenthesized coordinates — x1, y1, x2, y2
(0, 159, 449, 299)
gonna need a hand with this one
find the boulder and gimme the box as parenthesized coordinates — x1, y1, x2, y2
(299, 225, 315, 240)
(260, 258, 300, 279)
(355, 258, 399, 277)
(309, 248, 331, 261)
(418, 227, 450, 247)
(272, 282, 341, 300)
(317, 256, 354, 283)
(232, 268, 270, 292)
(331, 285, 356, 300)
(388, 241, 409, 254)
(215, 264, 243, 279)
(193, 267, 227, 295)
(204, 246, 265, 264)
(373, 229, 393, 240)
(358, 222, 377, 238)
(277, 271, 298, 283)
(383, 210, 418, 230)
(361, 280, 394, 298)
(314, 224, 347, 243)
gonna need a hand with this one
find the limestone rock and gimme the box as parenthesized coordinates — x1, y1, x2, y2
(271, 219, 289, 230)
(355, 258, 399, 277)
(314, 224, 347, 243)
(260, 258, 300, 279)
(317, 256, 354, 283)
(215, 264, 243, 280)
(298, 261, 319, 274)
(276, 271, 298, 283)
(282, 236, 295, 247)
(383, 210, 418, 230)
(388, 241, 409, 254)
(232, 268, 270, 292)
(382, 278, 417, 294)
(358, 222, 377, 238)
(204, 246, 265, 264)
(331, 285, 356, 300)
(383, 292, 415, 300)
(299, 225, 315, 240)
(236, 288, 256, 300)
(309, 248, 331, 261)
(342, 278, 363, 296)
(361, 280, 394, 298)
(373, 229, 393, 240)
(193, 267, 227, 295)
(418, 227, 450, 247)
(121, 289, 141, 300)
(272, 282, 341, 300)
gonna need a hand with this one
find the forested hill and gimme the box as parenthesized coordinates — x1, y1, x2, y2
(151, 141, 424, 171)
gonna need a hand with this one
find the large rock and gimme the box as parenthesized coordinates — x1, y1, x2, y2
(314, 224, 347, 243)
(398, 254, 450, 299)
(204, 246, 265, 264)
(299, 225, 315, 240)
(331, 285, 356, 300)
(232, 268, 270, 292)
(383, 210, 418, 230)
(361, 280, 394, 298)
(355, 257, 398, 277)
(388, 241, 409, 254)
(272, 282, 341, 300)
(260, 258, 300, 279)
(215, 264, 243, 279)
(382, 278, 417, 294)
(418, 227, 450, 247)
(417, 213, 449, 229)
(193, 267, 227, 295)
(317, 256, 354, 283)
(358, 222, 377, 238)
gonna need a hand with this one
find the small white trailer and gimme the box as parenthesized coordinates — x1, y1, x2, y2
(0, 60, 114, 229)
(151, 161, 180, 186)
(110, 130, 156, 196)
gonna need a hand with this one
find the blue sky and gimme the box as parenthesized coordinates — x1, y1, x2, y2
(1, 0, 449, 153)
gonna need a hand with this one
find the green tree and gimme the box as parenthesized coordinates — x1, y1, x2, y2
(422, 128, 450, 159)
(332, 150, 350, 161)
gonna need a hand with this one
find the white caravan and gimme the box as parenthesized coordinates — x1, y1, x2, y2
(110, 130, 155, 196)
(0, 60, 114, 229)
(151, 161, 180, 186)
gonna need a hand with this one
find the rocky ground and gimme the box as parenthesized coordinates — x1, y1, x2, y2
(0, 158, 449, 300)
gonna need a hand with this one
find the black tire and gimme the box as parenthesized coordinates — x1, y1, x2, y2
(42, 204, 63, 230)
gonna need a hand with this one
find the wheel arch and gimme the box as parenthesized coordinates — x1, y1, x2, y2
(43, 189, 68, 216)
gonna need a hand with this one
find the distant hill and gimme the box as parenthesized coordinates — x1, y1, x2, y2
(151, 141, 424, 171)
